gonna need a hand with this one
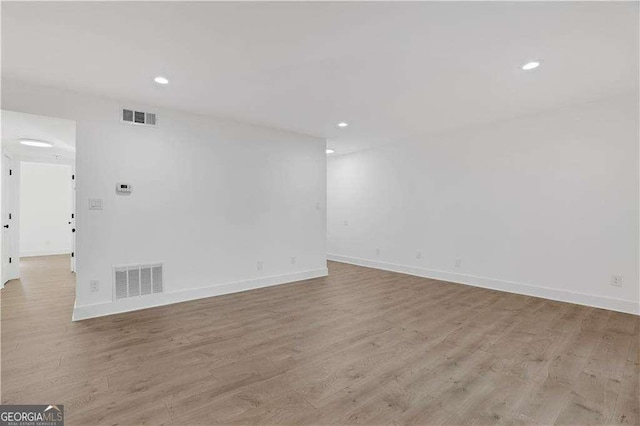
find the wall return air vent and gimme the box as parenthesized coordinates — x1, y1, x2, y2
(113, 263, 163, 301)
(122, 109, 157, 126)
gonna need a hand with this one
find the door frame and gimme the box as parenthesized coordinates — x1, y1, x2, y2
(70, 166, 76, 273)
(2, 152, 20, 286)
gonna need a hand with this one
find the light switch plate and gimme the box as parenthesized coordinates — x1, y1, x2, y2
(89, 198, 103, 210)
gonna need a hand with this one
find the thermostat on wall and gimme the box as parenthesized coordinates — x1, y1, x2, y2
(116, 183, 132, 194)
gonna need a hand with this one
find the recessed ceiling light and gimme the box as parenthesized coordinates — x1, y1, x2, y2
(326, 149, 335, 154)
(521, 61, 540, 71)
(19, 139, 53, 148)
(337, 122, 348, 128)
(154, 76, 169, 85)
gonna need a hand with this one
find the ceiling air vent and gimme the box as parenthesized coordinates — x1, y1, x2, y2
(113, 263, 163, 301)
(122, 109, 134, 123)
(145, 113, 156, 126)
(121, 109, 157, 126)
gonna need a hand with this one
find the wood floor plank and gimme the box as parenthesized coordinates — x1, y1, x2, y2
(1, 255, 638, 425)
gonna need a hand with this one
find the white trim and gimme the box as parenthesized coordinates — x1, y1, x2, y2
(20, 249, 72, 258)
(328, 254, 639, 316)
(72, 267, 328, 321)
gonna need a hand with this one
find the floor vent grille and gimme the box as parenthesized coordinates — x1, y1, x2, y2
(113, 263, 163, 301)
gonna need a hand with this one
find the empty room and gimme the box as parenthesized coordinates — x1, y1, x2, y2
(0, 2, 638, 426)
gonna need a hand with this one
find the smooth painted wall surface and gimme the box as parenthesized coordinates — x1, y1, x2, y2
(20, 162, 72, 256)
(2, 79, 327, 317)
(328, 94, 639, 314)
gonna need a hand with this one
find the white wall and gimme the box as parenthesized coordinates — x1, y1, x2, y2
(328, 94, 639, 314)
(20, 162, 72, 257)
(2, 79, 327, 319)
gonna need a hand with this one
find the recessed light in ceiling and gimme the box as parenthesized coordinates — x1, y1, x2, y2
(521, 61, 540, 71)
(326, 149, 335, 154)
(154, 76, 169, 85)
(337, 122, 348, 128)
(19, 139, 53, 148)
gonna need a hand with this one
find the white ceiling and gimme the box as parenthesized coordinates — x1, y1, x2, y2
(1, 110, 76, 164)
(2, 2, 638, 154)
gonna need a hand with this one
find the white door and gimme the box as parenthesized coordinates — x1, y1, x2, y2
(2, 153, 18, 285)
(70, 169, 76, 272)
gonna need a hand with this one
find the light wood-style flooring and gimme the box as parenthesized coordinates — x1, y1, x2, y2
(1, 255, 638, 425)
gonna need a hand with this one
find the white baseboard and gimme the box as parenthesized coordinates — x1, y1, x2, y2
(72, 267, 328, 321)
(20, 249, 71, 257)
(328, 254, 639, 315)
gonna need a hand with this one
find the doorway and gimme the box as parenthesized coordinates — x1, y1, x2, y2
(20, 162, 75, 258)
(1, 110, 76, 287)
(2, 152, 18, 285)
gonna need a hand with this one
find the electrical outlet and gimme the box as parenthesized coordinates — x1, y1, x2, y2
(291, 256, 297, 265)
(455, 258, 463, 268)
(88, 198, 103, 210)
(90, 280, 99, 293)
(375, 248, 380, 256)
(611, 275, 623, 287)
(257, 261, 264, 271)
(416, 251, 423, 259)
(316, 202, 321, 210)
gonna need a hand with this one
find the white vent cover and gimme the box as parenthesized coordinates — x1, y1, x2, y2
(121, 109, 157, 126)
(113, 263, 163, 300)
